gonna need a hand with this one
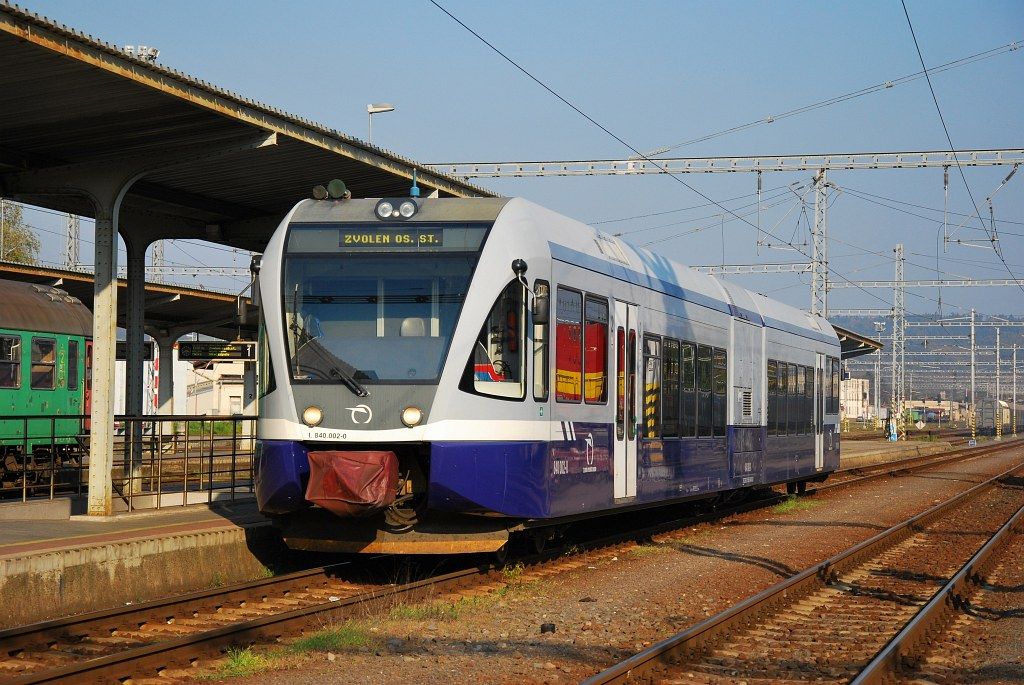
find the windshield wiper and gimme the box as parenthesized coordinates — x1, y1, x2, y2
(290, 287, 369, 397)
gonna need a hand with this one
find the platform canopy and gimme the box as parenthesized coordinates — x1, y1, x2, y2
(0, 262, 255, 342)
(833, 324, 884, 360)
(0, 1, 495, 252)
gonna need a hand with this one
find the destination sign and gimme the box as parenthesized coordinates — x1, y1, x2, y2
(178, 341, 256, 361)
(339, 227, 443, 249)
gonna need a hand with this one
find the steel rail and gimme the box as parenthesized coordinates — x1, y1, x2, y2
(852, 501, 1024, 684)
(582, 453, 1024, 685)
(3, 440, 1015, 684)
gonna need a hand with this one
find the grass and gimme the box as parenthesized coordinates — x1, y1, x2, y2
(203, 648, 276, 679)
(628, 541, 671, 557)
(501, 562, 525, 583)
(772, 495, 820, 514)
(289, 623, 372, 652)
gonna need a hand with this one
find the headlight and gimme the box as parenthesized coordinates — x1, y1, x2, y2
(399, 200, 417, 218)
(302, 405, 324, 427)
(376, 201, 394, 219)
(401, 406, 423, 427)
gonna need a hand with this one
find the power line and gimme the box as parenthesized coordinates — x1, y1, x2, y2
(638, 39, 1023, 158)
(900, 0, 1024, 295)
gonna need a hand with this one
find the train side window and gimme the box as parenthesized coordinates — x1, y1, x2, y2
(584, 296, 609, 404)
(787, 362, 798, 435)
(468, 280, 526, 399)
(778, 362, 788, 435)
(555, 287, 583, 403)
(680, 341, 696, 437)
(0, 335, 20, 389)
(533, 279, 550, 401)
(804, 365, 814, 433)
(831, 357, 840, 415)
(31, 337, 56, 390)
(766, 359, 777, 436)
(616, 327, 625, 439)
(643, 335, 661, 438)
(662, 338, 680, 438)
(68, 340, 79, 391)
(713, 348, 727, 437)
(628, 330, 638, 439)
(794, 366, 802, 436)
(696, 344, 713, 437)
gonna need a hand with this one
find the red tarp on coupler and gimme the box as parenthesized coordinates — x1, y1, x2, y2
(304, 450, 398, 517)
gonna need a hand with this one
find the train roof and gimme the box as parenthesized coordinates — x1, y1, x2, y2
(0, 278, 92, 338)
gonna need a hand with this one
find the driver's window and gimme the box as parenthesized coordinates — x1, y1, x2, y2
(470, 280, 525, 399)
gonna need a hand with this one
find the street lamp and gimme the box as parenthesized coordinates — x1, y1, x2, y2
(367, 103, 395, 144)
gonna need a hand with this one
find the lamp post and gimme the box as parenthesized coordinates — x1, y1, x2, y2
(367, 103, 395, 144)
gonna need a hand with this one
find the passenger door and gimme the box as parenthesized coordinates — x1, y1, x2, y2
(814, 353, 825, 470)
(613, 301, 639, 499)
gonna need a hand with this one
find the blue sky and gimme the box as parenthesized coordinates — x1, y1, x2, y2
(18, 0, 1024, 316)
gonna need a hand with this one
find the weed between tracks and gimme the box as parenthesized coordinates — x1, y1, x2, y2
(772, 495, 820, 514)
(203, 647, 275, 679)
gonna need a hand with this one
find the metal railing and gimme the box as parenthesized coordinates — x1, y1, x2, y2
(0, 414, 256, 511)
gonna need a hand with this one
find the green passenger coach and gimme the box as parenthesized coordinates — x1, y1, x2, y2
(0, 279, 92, 477)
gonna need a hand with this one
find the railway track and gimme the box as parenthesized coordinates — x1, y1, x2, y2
(0, 439, 1016, 684)
(584, 455, 1024, 684)
(842, 428, 970, 442)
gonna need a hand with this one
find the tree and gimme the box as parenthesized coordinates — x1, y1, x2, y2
(0, 200, 41, 265)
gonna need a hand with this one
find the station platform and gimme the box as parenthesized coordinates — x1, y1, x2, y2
(0, 500, 283, 628)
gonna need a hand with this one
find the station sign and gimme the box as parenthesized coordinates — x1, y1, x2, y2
(115, 340, 155, 361)
(177, 341, 256, 361)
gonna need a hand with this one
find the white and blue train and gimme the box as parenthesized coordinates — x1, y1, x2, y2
(253, 188, 842, 554)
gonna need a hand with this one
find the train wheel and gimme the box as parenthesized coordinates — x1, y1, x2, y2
(493, 544, 509, 565)
(797, 481, 807, 495)
(530, 531, 548, 555)
(786, 482, 797, 495)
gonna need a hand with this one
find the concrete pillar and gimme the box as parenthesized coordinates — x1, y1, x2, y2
(87, 207, 120, 515)
(155, 332, 177, 417)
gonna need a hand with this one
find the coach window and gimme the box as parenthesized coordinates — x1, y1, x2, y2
(778, 362, 786, 432)
(628, 330, 638, 439)
(713, 348, 728, 437)
(31, 337, 56, 390)
(766, 359, 777, 436)
(831, 357, 841, 415)
(662, 338, 680, 438)
(616, 327, 625, 439)
(68, 340, 79, 391)
(680, 341, 696, 437)
(643, 336, 661, 438)
(584, 296, 609, 404)
(0, 335, 20, 389)
(787, 362, 798, 435)
(555, 288, 583, 403)
(696, 344, 713, 437)
(804, 365, 814, 433)
(533, 279, 550, 401)
(470, 280, 526, 399)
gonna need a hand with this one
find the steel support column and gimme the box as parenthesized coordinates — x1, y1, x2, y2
(122, 236, 150, 491)
(811, 169, 828, 316)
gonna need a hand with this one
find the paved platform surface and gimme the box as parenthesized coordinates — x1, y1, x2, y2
(0, 499, 266, 557)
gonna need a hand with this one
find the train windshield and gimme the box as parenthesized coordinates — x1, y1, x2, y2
(282, 222, 488, 384)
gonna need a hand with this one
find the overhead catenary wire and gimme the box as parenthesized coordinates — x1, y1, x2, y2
(428, 0, 900, 310)
(900, 0, 1024, 295)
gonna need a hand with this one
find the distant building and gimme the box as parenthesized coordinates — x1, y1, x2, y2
(185, 360, 247, 415)
(840, 377, 871, 419)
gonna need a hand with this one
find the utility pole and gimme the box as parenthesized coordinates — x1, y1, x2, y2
(996, 328, 1002, 439)
(891, 244, 906, 440)
(64, 213, 80, 270)
(811, 169, 829, 317)
(151, 240, 165, 284)
(1013, 344, 1018, 437)
(971, 308, 976, 440)
(873, 320, 885, 429)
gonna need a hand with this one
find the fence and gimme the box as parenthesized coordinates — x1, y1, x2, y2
(0, 414, 257, 511)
